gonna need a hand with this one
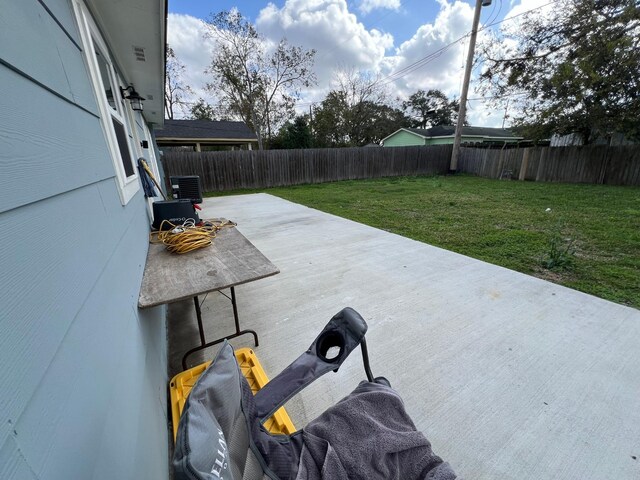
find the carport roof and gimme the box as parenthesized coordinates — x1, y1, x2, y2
(155, 119, 258, 141)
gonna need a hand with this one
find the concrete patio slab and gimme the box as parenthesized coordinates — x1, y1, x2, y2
(168, 193, 640, 480)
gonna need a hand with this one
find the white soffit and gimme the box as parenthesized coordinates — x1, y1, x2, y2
(87, 0, 166, 126)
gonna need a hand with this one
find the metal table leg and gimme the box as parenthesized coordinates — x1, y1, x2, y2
(181, 287, 259, 369)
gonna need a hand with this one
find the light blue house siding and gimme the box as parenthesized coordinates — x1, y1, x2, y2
(382, 130, 426, 147)
(382, 127, 524, 147)
(0, 1, 168, 479)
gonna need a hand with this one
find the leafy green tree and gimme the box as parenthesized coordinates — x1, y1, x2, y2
(204, 11, 316, 149)
(312, 91, 350, 147)
(312, 69, 409, 147)
(189, 98, 216, 120)
(313, 92, 408, 147)
(350, 101, 408, 145)
(479, 0, 640, 143)
(402, 89, 461, 128)
(271, 115, 313, 149)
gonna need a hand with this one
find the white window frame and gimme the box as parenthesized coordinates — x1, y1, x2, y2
(73, 0, 140, 205)
(129, 106, 165, 218)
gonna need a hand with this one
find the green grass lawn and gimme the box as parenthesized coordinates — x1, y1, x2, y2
(206, 175, 640, 309)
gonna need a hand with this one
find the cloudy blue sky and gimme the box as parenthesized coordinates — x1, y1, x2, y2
(167, 0, 551, 126)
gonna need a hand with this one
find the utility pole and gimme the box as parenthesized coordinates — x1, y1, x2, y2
(501, 98, 510, 129)
(450, 0, 491, 172)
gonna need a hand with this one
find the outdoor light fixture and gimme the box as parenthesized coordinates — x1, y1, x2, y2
(120, 85, 145, 111)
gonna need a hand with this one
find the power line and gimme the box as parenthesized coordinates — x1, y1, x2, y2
(297, 1, 555, 109)
(377, 39, 462, 86)
(467, 92, 529, 101)
(480, 0, 555, 32)
(481, 0, 502, 29)
(374, 0, 557, 87)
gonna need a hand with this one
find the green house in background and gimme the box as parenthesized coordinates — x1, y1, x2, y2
(381, 126, 523, 147)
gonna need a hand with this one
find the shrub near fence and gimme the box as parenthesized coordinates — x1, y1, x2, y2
(458, 145, 640, 186)
(161, 145, 453, 192)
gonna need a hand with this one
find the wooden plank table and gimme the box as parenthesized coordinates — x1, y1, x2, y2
(138, 221, 279, 368)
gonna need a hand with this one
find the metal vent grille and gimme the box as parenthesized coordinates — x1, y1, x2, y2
(170, 176, 202, 203)
(133, 46, 146, 62)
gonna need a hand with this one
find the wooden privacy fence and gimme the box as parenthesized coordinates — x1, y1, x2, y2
(161, 145, 453, 192)
(161, 144, 640, 192)
(458, 145, 640, 186)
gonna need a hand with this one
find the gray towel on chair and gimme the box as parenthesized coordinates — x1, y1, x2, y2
(295, 381, 458, 480)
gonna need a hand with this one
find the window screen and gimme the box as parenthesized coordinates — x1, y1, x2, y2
(94, 47, 117, 111)
(112, 118, 135, 177)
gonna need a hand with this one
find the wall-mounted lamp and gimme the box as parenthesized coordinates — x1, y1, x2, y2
(120, 85, 145, 111)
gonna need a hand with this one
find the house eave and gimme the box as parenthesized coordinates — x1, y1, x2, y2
(433, 135, 525, 141)
(381, 127, 524, 144)
(86, 0, 167, 126)
(156, 137, 259, 144)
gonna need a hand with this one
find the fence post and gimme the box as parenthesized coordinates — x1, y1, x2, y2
(497, 147, 506, 178)
(597, 147, 611, 185)
(519, 148, 530, 181)
(535, 148, 547, 182)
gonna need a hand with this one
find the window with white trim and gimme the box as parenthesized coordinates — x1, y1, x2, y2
(73, 0, 140, 205)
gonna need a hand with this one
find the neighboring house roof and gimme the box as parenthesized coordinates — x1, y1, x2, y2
(155, 119, 258, 142)
(408, 126, 521, 138)
(381, 125, 523, 144)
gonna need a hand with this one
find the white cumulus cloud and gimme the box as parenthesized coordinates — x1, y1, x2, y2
(359, 0, 401, 15)
(385, 0, 474, 97)
(257, 0, 394, 89)
(166, 13, 213, 113)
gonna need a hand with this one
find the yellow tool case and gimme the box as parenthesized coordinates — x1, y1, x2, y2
(169, 347, 296, 440)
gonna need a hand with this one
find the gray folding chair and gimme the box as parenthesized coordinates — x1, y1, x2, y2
(173, 308, 457, 480)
